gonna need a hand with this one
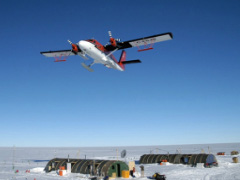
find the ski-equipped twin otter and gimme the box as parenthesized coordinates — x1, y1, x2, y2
(40, 31, 173, 72)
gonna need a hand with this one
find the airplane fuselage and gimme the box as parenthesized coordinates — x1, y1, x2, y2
(78, 40, 124, 71)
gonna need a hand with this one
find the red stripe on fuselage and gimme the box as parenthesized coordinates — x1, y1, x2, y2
(86, 39, 106, 52)
(86, 39, 119, 64)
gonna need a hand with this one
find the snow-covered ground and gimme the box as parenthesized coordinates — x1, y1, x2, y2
(0, 143, 240, 180)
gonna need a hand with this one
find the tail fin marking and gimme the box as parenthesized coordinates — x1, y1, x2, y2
(118, 50, 126, 70)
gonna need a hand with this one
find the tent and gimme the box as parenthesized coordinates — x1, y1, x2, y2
(139, 154, 218, 167)
(45, 158, 129, 177)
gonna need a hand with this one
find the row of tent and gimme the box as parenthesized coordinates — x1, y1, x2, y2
(139, 154, 218, 167)
(45, 153, 217, 176)
(45, 158, 129, 177)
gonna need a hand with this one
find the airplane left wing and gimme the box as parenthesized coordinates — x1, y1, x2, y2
(41, 49, 89, 62)
(41, 50, 81, 62)
(105, 32, 173, 51)
(40, 50, 74, 57)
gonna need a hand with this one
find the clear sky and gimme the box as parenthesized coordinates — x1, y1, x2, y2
(0, 0, 240, 147)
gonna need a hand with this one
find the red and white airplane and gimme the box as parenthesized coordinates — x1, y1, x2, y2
(40, 31, 173, 72)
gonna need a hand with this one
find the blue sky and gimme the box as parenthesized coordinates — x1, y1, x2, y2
(0, 0, 240, 147)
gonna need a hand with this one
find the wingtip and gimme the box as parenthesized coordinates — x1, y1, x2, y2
(168, 32, 173, 39)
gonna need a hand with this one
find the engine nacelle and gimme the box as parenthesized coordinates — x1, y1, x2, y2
(71, 44, 78, 54)
(110, 37, 117, 47)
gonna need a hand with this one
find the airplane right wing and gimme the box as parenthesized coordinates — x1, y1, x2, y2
(105, 32, 173, 51)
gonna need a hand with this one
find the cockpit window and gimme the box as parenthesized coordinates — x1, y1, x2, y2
(86, 39, 96, 44)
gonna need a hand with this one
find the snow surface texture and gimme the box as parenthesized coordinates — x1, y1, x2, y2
(0, 143, 240, 180)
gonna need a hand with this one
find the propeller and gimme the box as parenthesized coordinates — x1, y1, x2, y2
(68, 40, 79, 54)
(108, 31, 117, 47)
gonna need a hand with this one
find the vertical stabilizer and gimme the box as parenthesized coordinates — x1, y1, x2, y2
(118, 50, 126, 70)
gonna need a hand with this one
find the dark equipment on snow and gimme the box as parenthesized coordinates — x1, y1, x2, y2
(152, 173, 166, 180)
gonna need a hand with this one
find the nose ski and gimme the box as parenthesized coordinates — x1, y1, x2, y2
(81, 62, 94, 72)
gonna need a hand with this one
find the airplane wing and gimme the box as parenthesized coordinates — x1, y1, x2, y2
(105, 32, 173, 51)
(40, 50, 75, 57)
(41, 49, 89, 61)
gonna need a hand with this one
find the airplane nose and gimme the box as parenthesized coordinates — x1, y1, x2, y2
(78, 40, 88, 51)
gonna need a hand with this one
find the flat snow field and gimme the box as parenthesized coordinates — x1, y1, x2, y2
(0, 143, 240, 180)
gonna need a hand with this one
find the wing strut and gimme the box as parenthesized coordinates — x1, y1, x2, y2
(54, 54, 69, 62)
(136, 38, 155, 52)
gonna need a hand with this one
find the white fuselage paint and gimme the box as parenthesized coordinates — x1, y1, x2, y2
(78, 40, 124, 71)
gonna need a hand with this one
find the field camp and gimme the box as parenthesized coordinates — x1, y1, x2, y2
(1, 143, 240, 180)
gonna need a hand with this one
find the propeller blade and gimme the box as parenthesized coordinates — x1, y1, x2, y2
(68, 40, 73, 45)
(108, 31, 112, 37)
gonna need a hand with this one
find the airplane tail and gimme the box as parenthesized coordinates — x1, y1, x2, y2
(118, 50, 141, 70)
(118, 50, 127, 70)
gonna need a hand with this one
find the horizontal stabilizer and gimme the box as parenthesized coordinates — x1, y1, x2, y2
(121, 60, 141, 64)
